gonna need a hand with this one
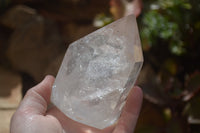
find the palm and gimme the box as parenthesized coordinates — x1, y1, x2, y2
(11, 76, 143, 133)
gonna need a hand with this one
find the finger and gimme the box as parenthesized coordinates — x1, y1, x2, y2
(113, 86, 143, 133)
(133, 0, 143, 17)
(18, 75, 55, 115)
(47, 106, 114, 133)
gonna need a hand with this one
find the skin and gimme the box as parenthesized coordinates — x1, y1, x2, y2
(10, 75, 143, 133)
(110, 0, 143, 19)
(131, 0, 143, 17)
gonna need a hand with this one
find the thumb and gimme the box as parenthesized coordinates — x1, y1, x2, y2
(17, 75, 55, 115)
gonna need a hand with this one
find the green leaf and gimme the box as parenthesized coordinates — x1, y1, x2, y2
(169, 41, 186, 56)
(93, 13, 113, 28)
(182, 3, 192, 9)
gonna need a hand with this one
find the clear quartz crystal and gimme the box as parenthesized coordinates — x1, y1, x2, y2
(51, 14, 143, 129)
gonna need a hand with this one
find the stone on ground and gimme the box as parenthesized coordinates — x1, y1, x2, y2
(3, 5, 65, 82)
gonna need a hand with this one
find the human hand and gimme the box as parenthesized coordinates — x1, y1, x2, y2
(125, 0, 143, 17)
(10, 75, 143, 133)
(110, 0, 143, 19)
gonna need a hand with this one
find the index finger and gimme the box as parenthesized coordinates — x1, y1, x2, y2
(113, 86, 143, 133)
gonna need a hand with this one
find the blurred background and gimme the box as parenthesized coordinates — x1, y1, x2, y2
(0, 0, 200, 132)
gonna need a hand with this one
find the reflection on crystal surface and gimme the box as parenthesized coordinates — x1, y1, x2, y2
(51, 14, 143, 129)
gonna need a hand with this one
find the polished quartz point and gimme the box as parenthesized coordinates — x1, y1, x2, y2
(51, 14, 143, 129)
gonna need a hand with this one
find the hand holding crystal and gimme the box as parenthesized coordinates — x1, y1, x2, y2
(10, 75, 143, 133)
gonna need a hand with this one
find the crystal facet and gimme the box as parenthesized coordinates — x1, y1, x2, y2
(51, 14, 143, 129)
